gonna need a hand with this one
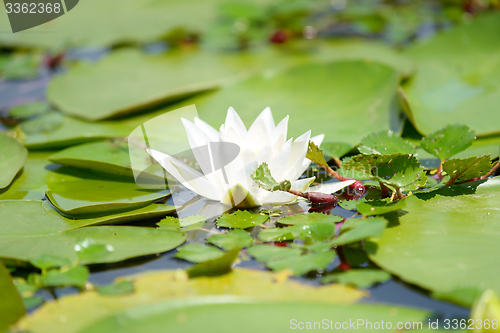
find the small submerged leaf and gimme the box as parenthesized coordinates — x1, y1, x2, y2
(322, 269, 391, 288)
(216, 210, 268, 229)
(358, 130, 416, 155)
(9, 101, 51, 119)
(420, 124, 475, 160)
(174, 244, 224, 263)
(208, 229, 253, 251)
(266, 251, 336, 276)
(29, 254, 71, 270)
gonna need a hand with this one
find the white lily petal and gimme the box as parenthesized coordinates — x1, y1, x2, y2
(268, 138, 293, 181)
(245, 118, 271, 152)
(252, 107, 275, 135)
(270, 115, 289, 154)
(284, 130, 311, 181)
(306, 180, 356, 194)
(147, 148, 222, 201)
(225, 107, 247, 141)
(194, 117, 219, 142)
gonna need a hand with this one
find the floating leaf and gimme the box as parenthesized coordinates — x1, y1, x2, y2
(420, 124, 475, 160)
(174, 244, 224, 263)
(0, 201, 186, 265)
(321, 142, 352, 160)
(277, 212, 343, 225)
(258, 225, 301, 242)
(208, 229, 253, 251)
(0, 53, 40, 79)
(356, 198, 407, 216)
(332, 217, 388, 246)
(368, 177, 500, 307)
(402, 13, 500, 137)
(45, 167, 170, 217)
(250, 163, 292, 192)
(48, 48, 293, 121)
(156, 216, 181, 231)
(266, 251, 336, 276)
(48, 140, 164, 181)
(188, 60, 400, 145)
(322, 269, 391, 288)
(0, 153, 55, 200)
(13, 268, 367, 333)
(179, 215, 206, 228)
(97, 280, 134, 296)
(187, 249, 239, 278)
(29, 254, 71, 270)
(0, 133, 28, 190)
(0, 262, 25, 331)
(247, 245, 302, 263)
(8, 101, 51, 119)
(216, 210, 268, 229)
(358, 130, 416, 155)
(41, 266, 89, 288)
(443, 155, 492, 185)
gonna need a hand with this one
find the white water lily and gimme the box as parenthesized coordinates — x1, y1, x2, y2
(147, 107, 354, 208)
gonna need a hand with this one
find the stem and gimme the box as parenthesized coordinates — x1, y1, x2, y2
(481, 161, 500, 179)
(445, 175, 458, 186)
(437, 160, 444, 180)
(322, 164, 349, 182)
(395, 187, 405, 200)
(333, 158, 342, 168)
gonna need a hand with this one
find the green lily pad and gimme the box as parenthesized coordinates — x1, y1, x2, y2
(48, 140, 163, 180)
(97, 281, 135, 296)
(208, 229, 253, 250)
(277, 212, 343, 225)
(216, 210, 268, 229)
(443, 155, 492, 185)
(247, 245, 302, 263)
(402, 13, 500, 137)
(332, 217, 388, 246)
(358, 130, 416, 155)
(0, 134, 28, 189)
(420, 124, 475, 160)
(266, 251, 336, 276)
(8, 101, 51, 119)
(322, 269, 391, 288)
(187, 249, 240, 278)
(0, 152, 53, 200)
(0, 53, 41, 79)
(13, 269, 366, 333)
(45, 167, 170, 217)
(0, 200, 183, 265)
(174, 244, 224, 263)
(41, 266, 90, 288)
(48, 48, 294, 121)
(19, 111, 128, 150)
(368, 177, 500, 307)
(182, 60, 400, 144)
(0, 262, 25, 332)
(356, 198, 407, 217)
(471, 290, 500, 331)
(321, 142, 353, 160)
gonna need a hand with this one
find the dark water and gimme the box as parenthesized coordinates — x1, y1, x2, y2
(0, 53, 470, 320)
